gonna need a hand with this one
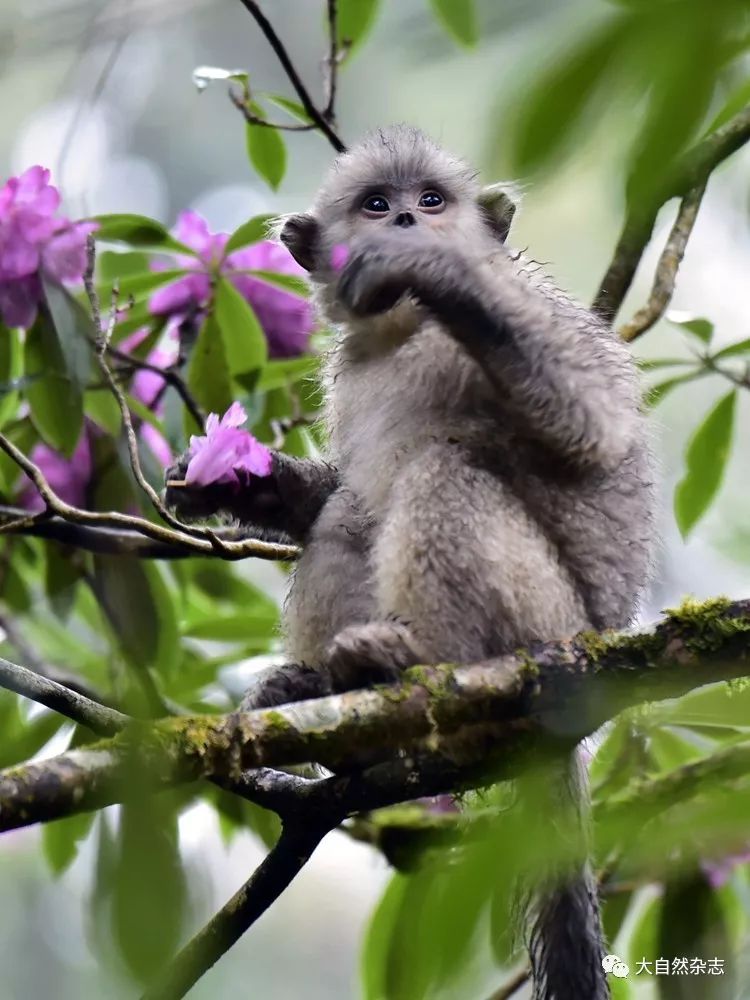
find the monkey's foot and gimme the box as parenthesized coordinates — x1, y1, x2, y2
(239, 662, 332, 710)
(326, 620, 425, 691)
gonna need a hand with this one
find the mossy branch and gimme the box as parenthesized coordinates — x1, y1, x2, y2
(1, 596, 749, 834)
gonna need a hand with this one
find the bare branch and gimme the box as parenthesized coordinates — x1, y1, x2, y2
(594, 104, 750, 324)
(486, 967, 531, 1000)
(107, 342, 205, 433)
(0, 434, 298, 562)
(140, 820, 336, 1000)
(618, 181, 707, 343)
(0, 505, 239, 558)
(323, 0, 339, 121)
(0, 655, 127, 736)
(83, 241, 208, 539)
(236, 0, 346, 152)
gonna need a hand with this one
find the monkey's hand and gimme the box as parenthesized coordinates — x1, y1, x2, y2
(336, 232, 467, 318)
(164, 451, 338, 542)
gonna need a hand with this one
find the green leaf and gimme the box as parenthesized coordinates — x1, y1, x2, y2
(648, 726, 703, 772)
(361, 874, 411, 1000)
(256, 355, 319, 392)
(636, 357, 695, 371)
(429, 0, 478, 46)
(24, 311, 84, 456)
(706, 78, 750, 133)
(187, 313, 234, 416)
(92, 214, 192, 254)
(97, 268, 188, 304)
(674, 390, 737, 538)
(337, 0, 382, 53)
(111, 797, 187, 983)
(45, 543, 83, 619)
(215, 277, 268, 384)
(507, 21, 622, 175)
(659, 872, 735, 998)
(93, 556, 178, 674)
(0, 325, 22, 428)
(668, 312, 714, 345)
(243, 268, 309, 297)
(43, 811, 96, 876)
(43, 281, 94, 388)
(97, 250, 150, 282)
(245, 109, 287, 190)
(644, 371, 702, 407)
(85, 388, 122, 435)
(224, 214, 275, 254)
(183, 612, 278, 642)
(263, 94, 314, 124)
(712, 337, 750, 361)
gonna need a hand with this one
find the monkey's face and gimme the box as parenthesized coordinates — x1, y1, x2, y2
(277, 126, 515, 320)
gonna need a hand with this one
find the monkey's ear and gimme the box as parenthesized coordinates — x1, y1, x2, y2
(477, 183, 517, 244)
(279, 213, 319, 271)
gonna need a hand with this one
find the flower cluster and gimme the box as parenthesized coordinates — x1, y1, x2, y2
(185, 402, 272, 487)
(0, 166, 96, 329)
(150, 211, 313, 358)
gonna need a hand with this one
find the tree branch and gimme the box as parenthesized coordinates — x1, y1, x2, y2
(0, 655, 128, 736)
(2, 596, 749, 833)
(140, 819, 336, 1000)
(617, 180, 707, 343)
(0, 434, 298, 562)
(593, 104, 750, 323)
(236, 0, 346, 152)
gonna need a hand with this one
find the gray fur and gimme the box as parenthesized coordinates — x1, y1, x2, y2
(167, 124, 656, 999)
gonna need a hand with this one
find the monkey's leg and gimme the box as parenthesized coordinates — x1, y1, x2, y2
(242, 487, 375, 709)
(326, 444, 588, 690)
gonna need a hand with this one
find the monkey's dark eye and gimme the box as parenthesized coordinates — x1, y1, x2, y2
(362, 194, 390, 214)
(418, 190, 445, 211)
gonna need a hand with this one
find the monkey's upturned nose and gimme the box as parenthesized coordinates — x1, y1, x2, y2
(393, 211, 416, 228)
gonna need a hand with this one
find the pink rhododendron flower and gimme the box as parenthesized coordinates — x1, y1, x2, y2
(17, 431, 93, 512)
(330, 243, 349, 272)
(149, 211, 313, 358)
(0, 166, 97, 329)
(701, 850, 750, 889)
(185, 402, 272, 487)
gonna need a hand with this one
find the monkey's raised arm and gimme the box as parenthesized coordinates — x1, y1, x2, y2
(338, 239, 641, 472)
(164, 452, 338, 543)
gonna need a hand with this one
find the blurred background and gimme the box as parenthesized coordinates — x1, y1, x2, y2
(1, 0, 749, 996)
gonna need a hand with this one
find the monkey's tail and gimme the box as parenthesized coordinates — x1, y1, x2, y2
(525, 749, 610, 1000)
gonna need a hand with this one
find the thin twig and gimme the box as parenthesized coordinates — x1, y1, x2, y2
(0, 505, 248, 559)
(106, 343, 205, 433)
(140, 820, 336, 1000)
(83, 240, 207, 540)
(486, 966, 531, 1000)
(0, 508, 52, 537)
(594, 103, 750, 324)
(0, 433, 298, 561)
(618, 180, 708, 343)
(236, 0, 346, 153)
(0, 655, 128, 736)
(228, 88, 317, 132)
(323, 0, 339, 120)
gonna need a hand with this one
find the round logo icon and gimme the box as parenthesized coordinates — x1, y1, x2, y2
(602, 954, 629, 978)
